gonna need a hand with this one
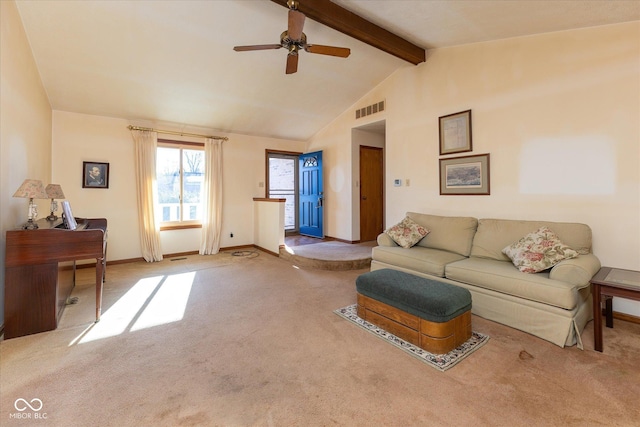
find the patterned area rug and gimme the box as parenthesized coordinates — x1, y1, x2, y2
(334, 304, 489, 371)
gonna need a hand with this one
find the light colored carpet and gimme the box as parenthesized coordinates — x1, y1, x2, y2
(1, 250, 639, 426)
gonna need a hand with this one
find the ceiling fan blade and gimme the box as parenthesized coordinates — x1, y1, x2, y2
(233, 44, 282, 52)
(288, 9, 305, 41)
(285, 53, 299, 74)
(305, 44, 351, 58)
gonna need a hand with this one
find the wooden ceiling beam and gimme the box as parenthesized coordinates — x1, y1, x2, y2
(270, 0, 425, 65)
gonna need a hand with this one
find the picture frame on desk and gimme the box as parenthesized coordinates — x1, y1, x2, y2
(83, 161, 109, 189)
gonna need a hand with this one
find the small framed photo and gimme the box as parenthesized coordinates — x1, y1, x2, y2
(439, 153, 490, 195)
(83, 161, 109, 189)
(439, 110, 472, 155)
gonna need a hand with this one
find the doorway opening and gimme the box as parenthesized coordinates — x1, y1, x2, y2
(352, 120, 385, 242)
(298, 150, 324, 238)
(266, 150, 301, 234)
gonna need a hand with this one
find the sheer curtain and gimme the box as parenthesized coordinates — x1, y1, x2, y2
(200, 138, 223, 255)
(130, 129, 163, 262)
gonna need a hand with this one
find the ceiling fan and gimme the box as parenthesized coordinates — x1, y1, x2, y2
(233, 0, 351, 74)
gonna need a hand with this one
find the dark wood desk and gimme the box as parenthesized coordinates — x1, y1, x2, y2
(4, 217, 107, 339)
(590, 267, 640, 352)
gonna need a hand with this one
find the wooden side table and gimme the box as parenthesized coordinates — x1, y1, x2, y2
(590, 267, 640, 352)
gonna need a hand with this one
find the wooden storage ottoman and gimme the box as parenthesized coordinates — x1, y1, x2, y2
(356, 269, 472, 354)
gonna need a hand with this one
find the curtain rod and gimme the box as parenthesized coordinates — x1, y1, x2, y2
(127, 125, 228, 141)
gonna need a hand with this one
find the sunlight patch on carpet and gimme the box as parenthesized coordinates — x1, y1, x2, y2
(334, 304, 489, 371)
(131, 272, 194, 331)
(72, 273, 194, 345)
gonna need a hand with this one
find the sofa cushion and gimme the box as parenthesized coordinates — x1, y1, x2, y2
(502, 227, 579, 273)
(385, 216, 430, 248)
(471, 219, 592, 261)
(372, 245, 467, 277)
(406, 212, 478, 256)
(445, 257, 584, 310)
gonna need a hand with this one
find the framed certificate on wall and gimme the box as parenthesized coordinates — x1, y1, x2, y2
(439, 110, 472, 155)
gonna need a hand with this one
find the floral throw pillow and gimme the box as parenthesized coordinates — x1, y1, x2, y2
(502, 226, 579, 273)
(385, 217, 430, 249)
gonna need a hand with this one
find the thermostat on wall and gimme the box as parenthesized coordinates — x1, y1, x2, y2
(394, 179, 402, 187)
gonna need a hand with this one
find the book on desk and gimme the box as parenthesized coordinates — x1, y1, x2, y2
(4, 213, 108, 339)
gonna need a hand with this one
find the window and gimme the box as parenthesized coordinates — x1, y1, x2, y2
(157, 141, 205, 226)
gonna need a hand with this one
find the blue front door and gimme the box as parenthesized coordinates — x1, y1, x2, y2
(299, 151, 323, 238)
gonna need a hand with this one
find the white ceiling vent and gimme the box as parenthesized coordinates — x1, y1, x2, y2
(355, 101, 385, 119)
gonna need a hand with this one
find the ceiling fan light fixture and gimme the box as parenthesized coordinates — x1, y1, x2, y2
(233, 2, 350, 74)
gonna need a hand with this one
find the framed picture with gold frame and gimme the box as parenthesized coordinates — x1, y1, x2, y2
(439, 110, 472, 155)
(439, 153, 490, 195)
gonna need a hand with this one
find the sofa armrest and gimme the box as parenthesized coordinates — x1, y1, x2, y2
(377, 232, 398, 247)
(549, 253, 602, 288)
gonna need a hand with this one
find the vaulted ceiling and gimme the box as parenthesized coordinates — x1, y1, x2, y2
(15, 0, 639, 141)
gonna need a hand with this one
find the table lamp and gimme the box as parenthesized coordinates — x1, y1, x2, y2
(45, 184, 66, 220)
(13, 179, 48, 229)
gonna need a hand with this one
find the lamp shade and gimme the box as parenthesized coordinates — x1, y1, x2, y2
(45, 184, 66, 199)
(13, 179, 47, 199)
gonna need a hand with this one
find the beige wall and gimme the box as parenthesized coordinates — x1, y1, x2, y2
(254, 199, 285, 255)
(308, 22, 640, 315)
(51, 111, 304, 261)
(0, 1, 53, 324)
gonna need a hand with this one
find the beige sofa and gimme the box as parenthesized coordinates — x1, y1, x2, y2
(371, 212, 601, 349)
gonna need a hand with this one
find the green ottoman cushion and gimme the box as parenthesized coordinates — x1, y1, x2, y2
(356, 269, 471, 323)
